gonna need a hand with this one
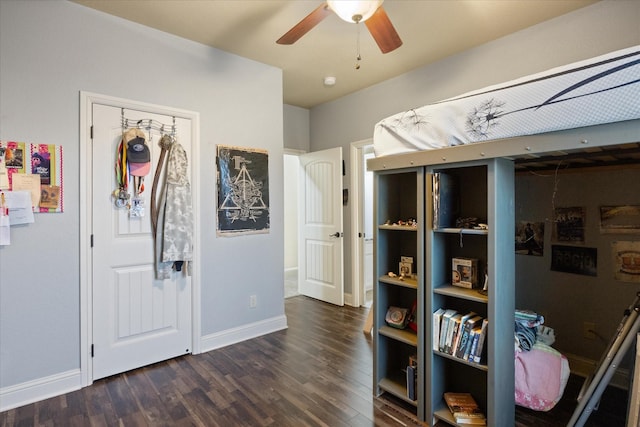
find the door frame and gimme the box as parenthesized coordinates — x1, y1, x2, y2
(283, 149, 305, 297)
(350, 138, 373, 308)
(79, 91, 201, 386)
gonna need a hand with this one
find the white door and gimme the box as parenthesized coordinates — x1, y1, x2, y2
(298, 147, 344, 306)
(91, 104, 192, 380)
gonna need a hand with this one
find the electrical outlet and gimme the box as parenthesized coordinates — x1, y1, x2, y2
(583, 322, 596, 340)
(249, 294, 257, 308)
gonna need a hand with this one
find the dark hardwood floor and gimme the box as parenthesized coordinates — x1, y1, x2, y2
(0, 296, 630, 426)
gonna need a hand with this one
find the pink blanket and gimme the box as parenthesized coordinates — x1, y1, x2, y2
(515, 343, 570, 411)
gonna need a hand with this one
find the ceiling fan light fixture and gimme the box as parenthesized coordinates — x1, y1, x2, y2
(327, 0, 383, 23)
(324, 76, 337, 86)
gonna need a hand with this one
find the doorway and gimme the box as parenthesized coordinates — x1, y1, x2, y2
(285, 143, 371, 308)
(283, 148, 345, 306)
(79, 92, 201, 386)
(350, 139, 374, 308)
(283, 152, 300, 298)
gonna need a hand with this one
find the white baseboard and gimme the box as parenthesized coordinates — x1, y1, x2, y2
(199, 314, 288, 353)
(344, 292, 354, 307)
(0, 369, 82, 412)
(565, 352, 630, 390)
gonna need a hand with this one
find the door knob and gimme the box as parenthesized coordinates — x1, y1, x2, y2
(329, 232, 341, 238)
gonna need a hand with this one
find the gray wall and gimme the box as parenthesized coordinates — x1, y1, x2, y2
(0, 0, 284, 389)
(515, 168, 640, 363)
(283, 104, 310, 152)
(308, 0, 640, 298)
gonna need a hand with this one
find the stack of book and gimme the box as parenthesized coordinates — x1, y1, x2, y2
(443, 392, 486, 425)
(433, 308, 488, 363)
(406, 354, 417, 401)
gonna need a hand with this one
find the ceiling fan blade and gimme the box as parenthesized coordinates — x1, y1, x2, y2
(365, 6, 402, 54)
(276, 3, 332, 45)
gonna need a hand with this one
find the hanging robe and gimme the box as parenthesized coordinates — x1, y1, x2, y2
(154, 138, 193, 279)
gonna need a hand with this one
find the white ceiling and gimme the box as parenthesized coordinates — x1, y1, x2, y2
(73, 0, 597, 109)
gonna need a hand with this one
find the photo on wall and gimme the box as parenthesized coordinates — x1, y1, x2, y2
(554, 207, 585, 243)
(216, 145, 269, 236)
(600, 205, 640, 234)
(515, 221, 544, 256)
(612, 241, 640, 283)
(551, 245, 597, 276)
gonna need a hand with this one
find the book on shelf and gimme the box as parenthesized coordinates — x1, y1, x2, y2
(443, 392, 486, 425)
(434, 307, 488, 363)
(439, 309, 457, 352)
(444, 313, 462, 354)
(406, 354, 417, 401)
(472, 318, 489, 364)
(451, 311, 476, 357)
(455, 414, 487, 425)
(433, 308, 446, 351)
(455, 314, 483, 359)
(465, 326, 482, 361)
(432, 172, 459, 229)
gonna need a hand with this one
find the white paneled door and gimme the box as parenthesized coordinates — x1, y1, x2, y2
(91, 103, 192, 380)
(298, 147, 344, 306)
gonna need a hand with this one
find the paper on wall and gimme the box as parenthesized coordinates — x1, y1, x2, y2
(3, 190, 35, 225)
(0, 215, 9, 245)
(11, 173, 41, 209)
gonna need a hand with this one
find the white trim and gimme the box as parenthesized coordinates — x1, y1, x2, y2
(284, 148, 306, 156)
(344, 292, 355, 307)
(350, 139, 373, 308)
(0, 369, 82, 412)
(79, 91, 202, 386)
(200, 315, 288, 353)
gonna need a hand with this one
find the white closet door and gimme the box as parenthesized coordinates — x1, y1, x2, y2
(91, 103, 192, 380)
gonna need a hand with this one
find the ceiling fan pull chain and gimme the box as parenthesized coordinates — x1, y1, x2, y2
(355, 21, 362, 70)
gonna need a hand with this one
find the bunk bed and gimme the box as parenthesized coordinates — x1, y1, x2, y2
(369, 45, 640, 415)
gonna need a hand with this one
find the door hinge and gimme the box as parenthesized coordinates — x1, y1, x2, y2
(91, 344, 94, 358)
(90, 234, 94, 247)
(90, 125, 93, 139)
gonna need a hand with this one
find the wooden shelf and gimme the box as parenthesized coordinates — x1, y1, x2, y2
(378, 377, 417, 407)
(433, 405, 487, 426)
(434, 228, 488, 235)
(433, 350, 488, 371)
(433, 285, 488, 303)
(379, 224, 418, 231)
(379, 325, 418, 346)
(379, 275, 418, 289)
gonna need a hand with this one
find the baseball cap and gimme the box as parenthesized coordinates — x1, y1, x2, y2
(124, 128, 151, 176)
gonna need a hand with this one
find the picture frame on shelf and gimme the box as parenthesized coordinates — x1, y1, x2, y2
(400, 256, 414, 277)
(452, 257, 479, 288)
(400, 262, 413, 277)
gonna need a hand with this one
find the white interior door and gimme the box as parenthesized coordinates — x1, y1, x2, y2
(298, 147, 344, 306)
(91, 103, 192, 380)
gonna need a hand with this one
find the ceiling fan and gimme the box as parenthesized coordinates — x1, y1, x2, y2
(276, 0, 402, 54)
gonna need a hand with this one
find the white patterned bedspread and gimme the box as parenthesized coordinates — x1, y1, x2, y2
(373, 45, 640, 157)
